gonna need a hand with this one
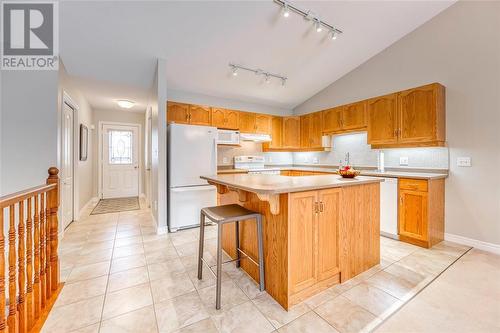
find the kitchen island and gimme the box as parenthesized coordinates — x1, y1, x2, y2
(201, 173, 383, 310)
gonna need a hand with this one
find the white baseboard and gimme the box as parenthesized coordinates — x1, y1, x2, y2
(445, 233, 500, 255)
(78, 196, 98, 220)
(156, 225, 168, 235)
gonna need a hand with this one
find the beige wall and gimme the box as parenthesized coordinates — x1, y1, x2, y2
(59, 62, 95, 215)
(294, 1, 500, 245)
(92, 109, 146, 198)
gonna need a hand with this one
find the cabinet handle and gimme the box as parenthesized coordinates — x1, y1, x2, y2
(320, 202, 325, 212)
(400, 196, 403, 205)
(314, 202, 319, 214)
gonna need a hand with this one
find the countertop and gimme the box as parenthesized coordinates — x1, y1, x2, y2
(201, 174, 383, 195)
(217, 165, 448, 180)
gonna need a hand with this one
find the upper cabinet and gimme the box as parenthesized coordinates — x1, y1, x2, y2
(255, 114, 272, 134)
(322, 107, 342, 133)
(167, 102, 211, 126)
(212, 108, 239, 129)
(300, 112, 323, 149)
(367, 93, 399, 145)
(238, 112, 256, 133)
(368, 83, 445, 148)
(342, 101, 366, 130)
(167, 102, 190, 124)
(265, 116, 283, 149)
(398, 83, 445, 145)
(282, 116, 301, 149)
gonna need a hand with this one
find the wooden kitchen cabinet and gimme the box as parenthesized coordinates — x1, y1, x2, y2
(300, 114, 311, 148)
(211, 108, 239, 129)
(238, 112, 256, 133)
(398, 178, 444, 248)
(282, 116, 301, 149)
(255, 114, 272, 134)
(322, 107, 342, 133)
(300, 112, 323, 149)
(367, 93, 399, 145)
(289, 188, 340, 295)
(398, 83, 445, 145)
(167, 101, 190, 124)
(189, 105, 211, 126)
(167, 102, 211, 126)
(265, 116, 282, 149)
(341, 101, 366, 130)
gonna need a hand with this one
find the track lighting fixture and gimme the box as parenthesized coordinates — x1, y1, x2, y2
(229, 63, 287, 86)
(274, 0, 343, 40)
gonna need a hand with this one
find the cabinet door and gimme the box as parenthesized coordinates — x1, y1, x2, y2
(189, 105, 211, 126)
(317, 188, 340, 281)
(255, 114, 272, 134)
(300, 115, 311, 148)
(282, 117, 301, 149)
(211, 108, 226, 128)
(239, 112, 256, 133)
(367, 93, 398, 145)
(398, 84, 438, 143)
(399, 190, 428, 242)
(289, 191, 318, 294)
(269, 116, 282, 149)
(342, 101, 366, 130)
(322, 107, 342, 133)
(225, 110, 239, 130)
(167, 102, 190, 124)
(310, 112, 323, 148)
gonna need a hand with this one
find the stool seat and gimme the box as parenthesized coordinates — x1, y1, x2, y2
(201, 204, 259, 223)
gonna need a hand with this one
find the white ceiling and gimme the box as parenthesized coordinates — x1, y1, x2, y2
(60, 1, 455, 113)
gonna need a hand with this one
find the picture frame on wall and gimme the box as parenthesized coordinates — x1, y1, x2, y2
(80, 124, 88, 161)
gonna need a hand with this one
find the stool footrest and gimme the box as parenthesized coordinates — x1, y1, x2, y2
(200, 248, 261, 279)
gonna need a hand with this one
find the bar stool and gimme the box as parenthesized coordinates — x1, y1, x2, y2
(198, 204, 265, 310)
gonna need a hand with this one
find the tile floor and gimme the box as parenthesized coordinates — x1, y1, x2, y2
(42, 202, 487, 333)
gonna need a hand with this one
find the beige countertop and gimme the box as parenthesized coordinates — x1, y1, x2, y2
(201, 173, 383, 195)
(217, 166, 448, 180)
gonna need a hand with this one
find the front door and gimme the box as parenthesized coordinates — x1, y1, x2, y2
(61, 102, 74, 228)
(102, 124, 140, 199)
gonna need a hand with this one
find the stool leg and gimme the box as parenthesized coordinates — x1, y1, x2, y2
(197, 212, 206, 280)
(235, 221, 241, 268)
(216, 223, 223, 310)
(256, 215, 265, 292)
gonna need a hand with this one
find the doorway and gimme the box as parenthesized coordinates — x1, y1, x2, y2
(100, 123, 140, 199)
(61, 100, 75, 229)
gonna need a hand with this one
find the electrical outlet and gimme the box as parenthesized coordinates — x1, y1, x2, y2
(312, 157, 319, 164)
(222, 157, 228, 164)
(457, 157, 471, 167)
(399, 156, 409, 166)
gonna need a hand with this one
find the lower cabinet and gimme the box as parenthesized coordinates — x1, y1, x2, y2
(289, 188, 340, 295)
(398, 178, 445, 248)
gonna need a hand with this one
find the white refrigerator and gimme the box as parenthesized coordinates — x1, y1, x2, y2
(168, 124, 218, 232)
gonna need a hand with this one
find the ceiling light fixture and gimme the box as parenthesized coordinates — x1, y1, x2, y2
(231, 65, 238, 76)
(228, 63, 288, 86)
(274, 0, 343, 40)
(116, 100, 135, 109)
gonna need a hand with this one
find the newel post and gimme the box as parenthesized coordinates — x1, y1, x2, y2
(46, 167, 60, 291)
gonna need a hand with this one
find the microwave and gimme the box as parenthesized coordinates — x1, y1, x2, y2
(217, 129, 240, 145)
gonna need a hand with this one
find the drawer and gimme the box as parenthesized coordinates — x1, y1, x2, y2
(399, 178, 428, 192)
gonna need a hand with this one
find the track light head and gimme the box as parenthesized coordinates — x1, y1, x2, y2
(283, 3, 290, 17)
(265, 74, 271, 84)
(330, 30, 337, 40)
(281, 78, 287, 87)
(315, 19, 322, 33)
(232, 66, 238, 76)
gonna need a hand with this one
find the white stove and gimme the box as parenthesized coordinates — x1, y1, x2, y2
(234, 156, 280, 175)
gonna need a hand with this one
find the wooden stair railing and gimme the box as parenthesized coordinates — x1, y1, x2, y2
(0, 167, 61, 333)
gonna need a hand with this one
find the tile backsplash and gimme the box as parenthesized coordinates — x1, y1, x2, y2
(218, 133, 449, 170)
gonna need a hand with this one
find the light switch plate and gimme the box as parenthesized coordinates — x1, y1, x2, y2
(457, 157, 471, 167)
(399, 156, 409, 166)
(222, 157, 228, 164)
(312, 157, 319, 164)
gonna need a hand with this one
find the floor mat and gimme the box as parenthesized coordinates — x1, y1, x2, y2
(91, 197, 140, 215)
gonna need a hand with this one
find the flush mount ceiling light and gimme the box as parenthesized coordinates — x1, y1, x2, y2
(116, 100, 135, 109)
(229, 63, 287, 87)
(274, 0, 343, 40)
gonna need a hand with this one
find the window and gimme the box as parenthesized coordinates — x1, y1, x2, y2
(109, 130, 133, 164)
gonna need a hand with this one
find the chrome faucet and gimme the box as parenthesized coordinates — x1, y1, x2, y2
(345, 152, 350, 166)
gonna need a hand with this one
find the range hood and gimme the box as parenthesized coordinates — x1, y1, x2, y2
(240, 133, 272, 142)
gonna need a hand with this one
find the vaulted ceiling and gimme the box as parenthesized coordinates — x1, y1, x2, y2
(60, 1, 454, 112)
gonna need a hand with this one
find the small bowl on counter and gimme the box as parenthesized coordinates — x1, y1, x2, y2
(338, 167, 361, 178)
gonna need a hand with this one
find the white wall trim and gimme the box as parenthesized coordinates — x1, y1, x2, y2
(97, 121, 142, 199)
(156, 226, 168, 235)
(445, 233, 500, 255)
(78, 196, 98, 220)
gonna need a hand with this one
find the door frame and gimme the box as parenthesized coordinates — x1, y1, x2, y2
(61, 91, 79, 229)
(98, 121, 142, 199)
